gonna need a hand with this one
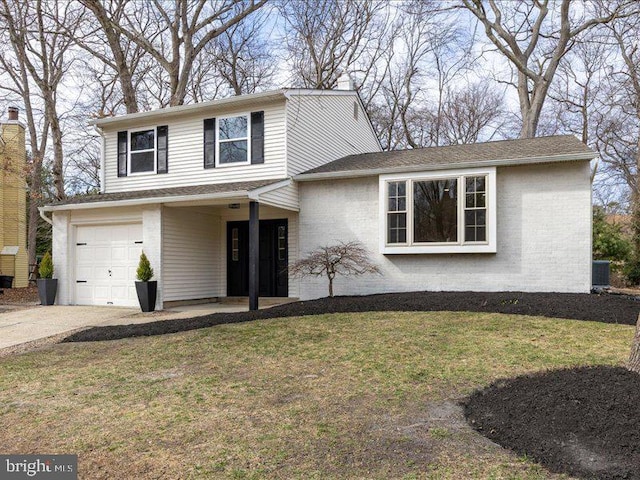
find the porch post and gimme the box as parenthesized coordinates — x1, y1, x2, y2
(249, 200, 259, 311)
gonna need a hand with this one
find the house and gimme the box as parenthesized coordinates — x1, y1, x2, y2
(0, 107, 28, 288)
(41, 83, 596, 310)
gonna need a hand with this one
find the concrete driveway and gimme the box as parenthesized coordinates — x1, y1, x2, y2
(0, 303, 252, 351)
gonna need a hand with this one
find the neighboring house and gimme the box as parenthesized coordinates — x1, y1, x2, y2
(41, 83, 596, 309)
(0, 107, 28, 288)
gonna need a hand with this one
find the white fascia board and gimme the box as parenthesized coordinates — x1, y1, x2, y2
(42, 191, 251, 212)
(283, 89, 360, 98)
(90, 90, 286, 127)
(294, 152, 598, 182)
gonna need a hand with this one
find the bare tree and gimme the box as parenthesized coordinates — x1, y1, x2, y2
(429, 82, 505, 145)
(280, 0, 388, 90)
(289, 241, 380, 297)
(462, 0, 629, 138)
(0, 0, 79, 201)
(84, 0, 267, 108)
(0, 0, 80, 268)
(78, 0, 146, 114)
(206, 10, 277, 96)
(595, 9, 640, 255)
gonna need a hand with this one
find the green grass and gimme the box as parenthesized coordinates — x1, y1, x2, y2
(0, 311, 632, 479)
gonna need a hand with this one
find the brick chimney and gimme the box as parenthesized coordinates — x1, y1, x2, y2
(7, 107, 18, 121)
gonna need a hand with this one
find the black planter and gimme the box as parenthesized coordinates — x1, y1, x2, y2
(37, 278, 58, 306)
(0, 275, 14, 288)
(135, 281, 157, 312)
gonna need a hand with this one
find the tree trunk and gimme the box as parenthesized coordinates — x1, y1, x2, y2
(49, 113, 66, 200)
(628, 314, 640, 374)
(328, 277, 333, 297)
(27, 165, 42, 273)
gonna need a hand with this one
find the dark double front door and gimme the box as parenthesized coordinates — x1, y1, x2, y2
(227, 219, 288, 297)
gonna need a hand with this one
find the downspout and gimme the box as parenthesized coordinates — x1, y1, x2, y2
(95, 124, 106, 193)
(38, 207, 53, 225)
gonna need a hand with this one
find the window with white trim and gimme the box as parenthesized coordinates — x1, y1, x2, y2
(380, 168, 496, 254)
(129, 129, 155, 173)
(217, 115, 249, 165)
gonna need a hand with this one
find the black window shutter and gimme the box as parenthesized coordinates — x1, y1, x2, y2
(204, 118, 216, 168)
(117, 131, 128, 177)
(157, 125, 168, 174)
(251, 111, 264, 164)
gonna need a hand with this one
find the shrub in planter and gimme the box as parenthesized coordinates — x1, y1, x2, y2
(135, 252, 157, 312)
(37, 251, 57, 306)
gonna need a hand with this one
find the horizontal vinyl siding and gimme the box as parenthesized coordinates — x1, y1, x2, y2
(162, 207, 220, 302)
(286, 94, 381, 176)
(259, 182, 299, 211)
(104, 100, 287, 193)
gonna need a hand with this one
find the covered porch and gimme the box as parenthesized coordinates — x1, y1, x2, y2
(42, 179, 299, 311)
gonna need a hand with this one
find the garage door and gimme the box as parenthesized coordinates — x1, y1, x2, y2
(75, 224, 143, 306)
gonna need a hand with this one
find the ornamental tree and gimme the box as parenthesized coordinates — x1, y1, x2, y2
(289, 241, 380, 297)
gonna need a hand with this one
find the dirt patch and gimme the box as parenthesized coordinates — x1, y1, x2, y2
(62, 290, 640, 343)
(0, 286, 39, 305)
(464, 366, 640, 480)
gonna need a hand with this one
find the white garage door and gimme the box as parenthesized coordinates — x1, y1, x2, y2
(75, 224, 143, 306)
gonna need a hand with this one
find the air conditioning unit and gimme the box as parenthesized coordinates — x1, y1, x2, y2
(592, 260, 610, 288)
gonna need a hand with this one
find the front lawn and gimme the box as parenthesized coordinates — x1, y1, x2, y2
(0, 312, 633, 479)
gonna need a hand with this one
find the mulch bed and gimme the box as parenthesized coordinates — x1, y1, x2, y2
(464, 366, 640, 480)
(0, 286, 39, 305)
(62, 290, 640, 343)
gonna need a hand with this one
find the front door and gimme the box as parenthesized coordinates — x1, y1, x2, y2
(227, 219, 288, 297)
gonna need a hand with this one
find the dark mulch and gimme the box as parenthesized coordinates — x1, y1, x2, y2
(0, 286, 39, 305)
(464, 366, 640, 480)
(62, 290, 640, 343)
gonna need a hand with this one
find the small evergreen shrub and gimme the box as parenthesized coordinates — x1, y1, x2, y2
(39, 251, 54, 279)
(136, 252, 154, 282)
(624, 256, 640, 286)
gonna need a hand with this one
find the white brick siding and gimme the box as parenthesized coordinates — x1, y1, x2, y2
(297, 161, 592, 299)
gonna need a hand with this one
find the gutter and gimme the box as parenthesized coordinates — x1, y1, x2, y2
(95, 124, 106, 193)
(90, 90, 287, 128)
(39, 207, 53, 225)
(41, 191, 252, 212)
(40, 179, 294, 212)
(294, 152, 598, 182)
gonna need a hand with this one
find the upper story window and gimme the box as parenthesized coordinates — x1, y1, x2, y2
(218, 115, 249, 165)
(117, 125, 168, 177)
(129, 129, 155, 173)
(379, 168, 496, 254)
(204, 111, 264, 169)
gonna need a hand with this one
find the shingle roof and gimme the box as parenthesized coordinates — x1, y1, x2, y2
(298, 135, 595, 177)
(48, 179, 285, 207)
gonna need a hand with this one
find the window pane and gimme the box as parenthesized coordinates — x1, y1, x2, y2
(130, 130, 154, 151)
(389, 198, 397, 211)
(387, 213, 406, 244)
(219, 140, 248, 164)
(466, 193, 475, 208)
(476, 193, 486, 208)
(465, 210, 476, 226)
(413, 179, 458, 242)
(476, 227, 486, 242)
(130, 151, 155, 173)
(219, 116, 247, 140)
